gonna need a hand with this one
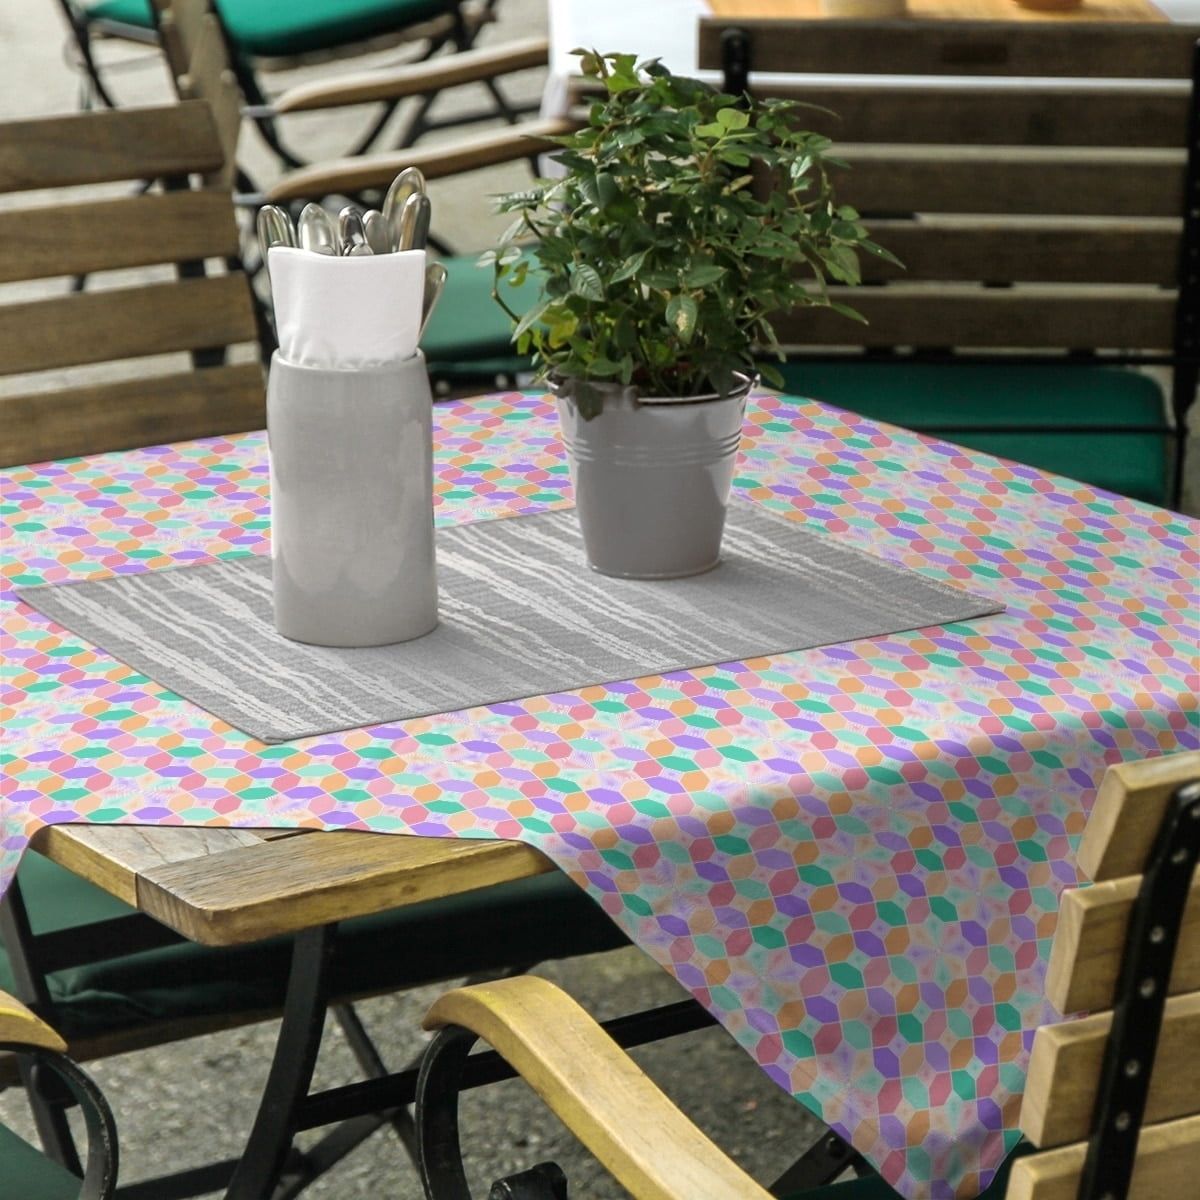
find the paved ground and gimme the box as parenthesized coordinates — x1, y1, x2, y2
(1, 4, 1196, 1197)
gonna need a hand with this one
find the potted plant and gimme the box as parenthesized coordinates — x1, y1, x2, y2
(486, 51, 895, 579)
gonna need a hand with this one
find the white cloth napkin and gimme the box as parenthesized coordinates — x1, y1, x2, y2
(267, 246, 426, 369)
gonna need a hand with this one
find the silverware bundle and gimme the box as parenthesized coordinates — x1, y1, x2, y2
(257, 168, 446, 338)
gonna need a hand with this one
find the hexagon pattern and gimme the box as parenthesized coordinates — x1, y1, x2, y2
(3, 394, 1197, 1198)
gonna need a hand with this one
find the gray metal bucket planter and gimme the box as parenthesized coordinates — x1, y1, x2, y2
(552, 374, 752, 579)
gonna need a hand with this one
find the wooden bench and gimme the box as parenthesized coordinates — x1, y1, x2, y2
(415, 751, 1200, 1199)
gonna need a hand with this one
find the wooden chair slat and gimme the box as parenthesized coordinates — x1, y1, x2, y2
(859, 219, 1179, 286)
(0, 362, 265, 468)
(0, 101, 224, 192)
(773, 286, 1175, 350)
(835, 146, 1183, 218)
(1045, 870, 1200, 1016)
(0, 191, 241, 284)
(698, 20, 1200, 79)
(756, 83, 1190, 148)
(1078, 753, 1200, 883)
(0, 275, 257, 378)
(265, 117, 578, 203)
(1006, 1112, 1200, 1200)
(1022, 992, 1200, 1150)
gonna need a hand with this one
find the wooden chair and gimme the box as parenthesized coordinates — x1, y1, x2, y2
(0, 989, 118, 1200)
(0, 100, 267, 467)
(414, 751, 1200, 1200)
(147, 0, 563, 391)
(694, 19, 1200, 509)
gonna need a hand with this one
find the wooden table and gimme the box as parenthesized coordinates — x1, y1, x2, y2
(32, 822, 551, 947)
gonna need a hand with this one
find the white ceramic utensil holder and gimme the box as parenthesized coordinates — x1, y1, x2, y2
(267, 351, 437, 647)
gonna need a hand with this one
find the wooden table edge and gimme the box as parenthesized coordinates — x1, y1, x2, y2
(30, 824, 558, 947)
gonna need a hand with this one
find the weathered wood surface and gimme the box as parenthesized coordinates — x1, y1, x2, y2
(854, 219, 1179, 285)
(1022, 991, 1200, 1148)
(773, 286, 1175, 350)
(33, 824, 555, 947)
(1077, 752, 1200, 882)
(273, 36, 550, 112)
(759, 83, 1189, 148)
(832, 146, 1183, 218)
(1007, 1114, 1200, 1200)
(267, 117, 577, 202)
(699, 18, 1196, 78)
(709, 0, 1169, 20)
(424, 977, 776, 1200)
(1045, 870, 1200, 1014)
(0, 275, 257, 377)
(0, 102, 224, 192)
(0, 191, 241, 284)
(0, 362, 265, 468)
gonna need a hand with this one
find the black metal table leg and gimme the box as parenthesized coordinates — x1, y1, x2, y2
(225, 925, 336, 1200)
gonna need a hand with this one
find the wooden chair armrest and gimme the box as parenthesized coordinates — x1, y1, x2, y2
(422, 976, 774, 1200)
(271, 37, 550, 114)
(0, 989, 68, 1053)
(265, 116, 577, 202)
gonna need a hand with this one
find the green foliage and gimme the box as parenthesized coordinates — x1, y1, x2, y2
(485, 50, 899, 417)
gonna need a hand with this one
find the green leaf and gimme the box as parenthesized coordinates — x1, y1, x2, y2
(666, 294, 698, 344)
(717, 108, 750, 131)
(684, 263, 725, 288)
(611, 249, 649, 284)
(512, 298, 550, 339)
(570, 264, 605, 301)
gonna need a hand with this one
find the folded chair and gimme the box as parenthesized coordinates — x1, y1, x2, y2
(0, 97, 627, 1198)
(0, 989, 118, 1200)
(415, 751, 1200, 1200)
(146, 0, 558, 392)
(701, 19, 1200, 508)
(53, 0, 538, 167)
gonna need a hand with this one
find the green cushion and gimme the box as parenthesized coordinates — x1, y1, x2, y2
(0, 852, 628, 1041)
(783, 1138, 1033, 1200)
(421, 254, 539, 378)
(86, 0, 452, 58)
(0, 1121, 83, 1200)
(775, 362, 1168, 505)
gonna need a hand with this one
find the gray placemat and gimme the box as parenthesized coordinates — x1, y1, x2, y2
(17, 505, 1003, 744)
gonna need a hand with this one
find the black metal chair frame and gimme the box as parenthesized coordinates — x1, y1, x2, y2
(0, 869, 540, 1200)
(720, 30, 1200, 513)
(0, 1033, 120, 1200)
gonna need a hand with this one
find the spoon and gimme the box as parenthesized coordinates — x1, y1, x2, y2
(362, 209, 391, 255)
(338, 206, 371, 256)
(382, 167, 426, 252)
(255, 205, 295, 257)
(397, 192, 431, 252)
(298, 203, 337, 255)
(419, 261, 447, 340)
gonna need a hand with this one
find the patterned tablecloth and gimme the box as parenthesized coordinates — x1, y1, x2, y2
(3, 393, 1197, 1199)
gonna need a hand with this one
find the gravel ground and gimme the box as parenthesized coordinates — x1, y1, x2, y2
(1, 4, 1195, 1197)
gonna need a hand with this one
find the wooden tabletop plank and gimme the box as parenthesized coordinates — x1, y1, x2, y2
(31, 824, 283, 906)
(127, 829, 554, 945)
